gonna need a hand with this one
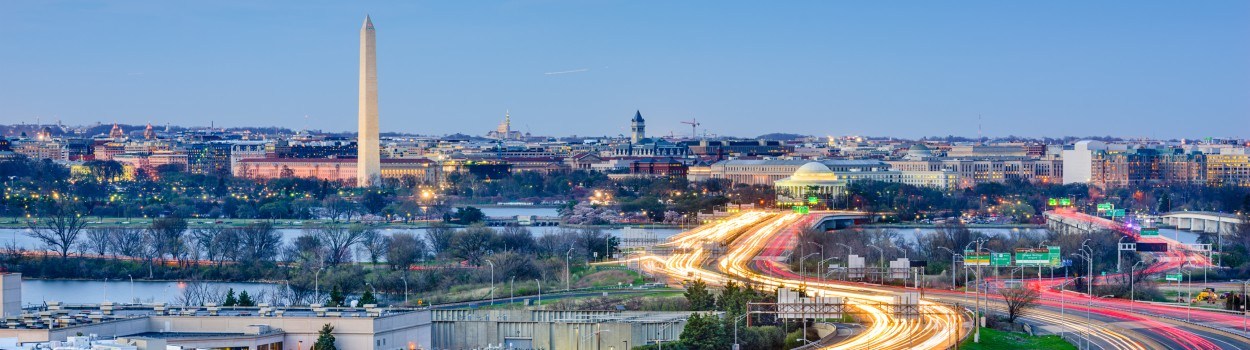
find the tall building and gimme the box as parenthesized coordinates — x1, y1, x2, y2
(357, 15, 382, 187)
(630, 110, 645, 143)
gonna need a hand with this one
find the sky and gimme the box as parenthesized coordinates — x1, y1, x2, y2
(1, 1, 1247, 139)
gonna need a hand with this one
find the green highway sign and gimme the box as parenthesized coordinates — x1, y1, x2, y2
(1060, 198, 1071, 206)
(792, 206, 810, 214)
(1165, 273, 1182, 282)
(1048, 246, 1061, 267)
(964, 251, 990, 266)
(1140, 228, 1159, 236)
(1048, 198, 1058, 206)
(1104, 209, 1125, 218)
(807, 196, 818, 205)
(1097, 203, 1113, 211)
(991, 253, 1012, 267)
(1015, 250, 1050, 265)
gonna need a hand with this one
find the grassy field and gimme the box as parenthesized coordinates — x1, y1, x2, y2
(960, 328, 1077, 350)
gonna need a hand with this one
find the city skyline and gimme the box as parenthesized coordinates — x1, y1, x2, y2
(1, 1, 1248, 139)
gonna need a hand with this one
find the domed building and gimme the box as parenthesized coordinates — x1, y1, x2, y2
(773, 162, 847, 207)
(903, 143, 934, 160)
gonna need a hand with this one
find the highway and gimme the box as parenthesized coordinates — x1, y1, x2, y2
(630, 210, 1250, 349)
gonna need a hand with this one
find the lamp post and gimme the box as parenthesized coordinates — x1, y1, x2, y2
(566, 248, 575, 291)
(1130, 260, 1145, 311)
(937, 247, 959, 290)
(401, 274, 409, 305)
(128, 274, 134, 303)
(733, 313, 749, 349)
(1117, 236, 1127, 273)
(535, 279, 542, 305)
(799, 253, 819, 287)
(869, 245, 884, 283)
(314, 266, 324, 305)
(808, 242, 825, 275)
(510, 276, 516, 306)
(486, 260, 496, 305)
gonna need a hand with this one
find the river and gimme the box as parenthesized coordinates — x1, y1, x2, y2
(20, 279, 282, 306)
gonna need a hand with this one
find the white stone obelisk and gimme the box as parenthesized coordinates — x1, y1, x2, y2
(357, 15, 381, 187)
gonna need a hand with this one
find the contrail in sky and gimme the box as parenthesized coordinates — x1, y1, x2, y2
(544, 68, 590, 75)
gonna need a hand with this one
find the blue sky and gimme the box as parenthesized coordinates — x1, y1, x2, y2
(1, 1, 1247, 139)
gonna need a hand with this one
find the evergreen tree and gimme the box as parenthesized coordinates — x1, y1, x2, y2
(237, 290, 255, 307)
(683, 279, 716, 311)
(222, 288, 237, 307)
(312, 324, 337, 350)
(679, 313, 729, 350)
(360, 289, 378, 305)
(327, 285, 346, 307)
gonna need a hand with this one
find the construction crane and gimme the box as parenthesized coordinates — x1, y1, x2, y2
(681, 119, 701, 139)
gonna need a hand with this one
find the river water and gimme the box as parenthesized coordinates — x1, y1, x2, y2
(4, 207, 1203, 304)
(21, 279, 281, 306)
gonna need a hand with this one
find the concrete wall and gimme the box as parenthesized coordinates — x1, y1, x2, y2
(151, 311, 430, 350)
(0, 274, 20, 318)
(0, 317, 150, 343)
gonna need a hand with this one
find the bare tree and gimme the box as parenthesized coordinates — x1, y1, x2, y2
(357, 227, 387, 265)
(310, 223, 366, 266)
(238, 222, 282, 264)
(999, 286, 1040, 324)
(149, 217, 189, 265)
(109, 227, 146, 259)
(83, 228, 113, 256)
(25, 203, 89, 258)
(192, 227, 238, 266)
(175, 282, 222, 306)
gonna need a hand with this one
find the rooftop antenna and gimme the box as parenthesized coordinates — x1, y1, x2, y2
(977, 114, 983, 145)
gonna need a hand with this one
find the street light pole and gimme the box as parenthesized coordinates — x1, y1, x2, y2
(869, 245, 884, 283)
(486, 260, 496, 305)
(566, 248, 575, 292)
(536, 279, 542, 305)
(1130, 260, 1145, 311)
(314, 266, 324, 305)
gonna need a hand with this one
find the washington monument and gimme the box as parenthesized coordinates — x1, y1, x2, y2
(357, 15, 380, 186)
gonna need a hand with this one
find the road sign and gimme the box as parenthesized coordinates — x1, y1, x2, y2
(1015, 251, 1050, 265)
(1136, 242, 1169, 252)
(1097, 203, 1113, 211)
(807, 196, 818, 205)
(1165, 273, 1182, 282)
(1140, 228, 1159, 236)
(964, 251, 990, 266)
(1060, 198, 1072, 206)
(991, 253, 1012, 267)
(1061, 259, 1073, 267)
(1105, 209, 1125, 218)
(792, 206, 809, 214)
(1047, 246, 1061, 267)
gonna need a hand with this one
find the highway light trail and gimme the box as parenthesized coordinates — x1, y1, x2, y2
(633, 211, 964, 349)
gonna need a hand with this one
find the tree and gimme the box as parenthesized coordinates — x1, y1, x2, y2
(327, 285, 346, 307)
(360, 289, 378, 305)
(312, 324, 338, 350)
(25, 202, 89, 258)
(424, 223, 456, 257)
(149, 216, 189, 264)
(999, 286, 1039, 324)
(238, 222, 282, 263)
(310, 223, 367, 266)
(679, 312, 729, 350)
(361, 191, 387, 215)
(449, 226, 494, 265)
(450, 206, 485, 224)
(238, 290, 255, 306)
(683, 279, 716, 311)
(385, 233, 426, 270)
(222, 288, 238, 307)
(357, 228, 387, 265)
